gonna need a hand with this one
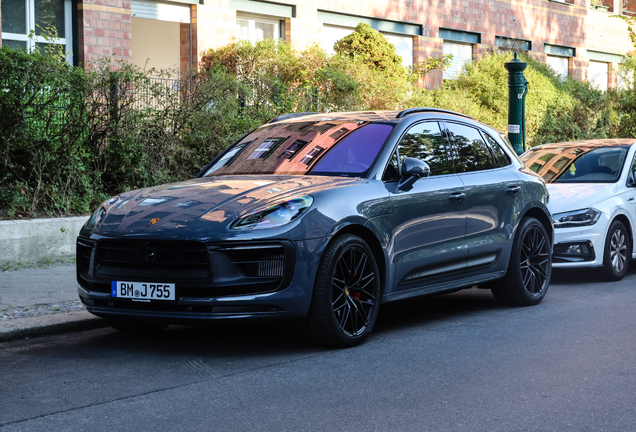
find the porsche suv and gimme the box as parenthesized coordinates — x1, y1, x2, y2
(77, 109, 553, 347)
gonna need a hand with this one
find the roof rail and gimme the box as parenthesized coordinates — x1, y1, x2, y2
(268, 112, 320, 124)
(395, 108, 473, 119)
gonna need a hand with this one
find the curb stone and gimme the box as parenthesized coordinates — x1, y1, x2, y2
(0, 310, 108, 343)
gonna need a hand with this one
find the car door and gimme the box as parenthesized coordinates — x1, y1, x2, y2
(443, 122, 522, 276)
(387, 121, 468, 292)
(622, 148, 636, 256)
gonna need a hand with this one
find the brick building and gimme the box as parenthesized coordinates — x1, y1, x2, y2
(0, 0, 634, 89)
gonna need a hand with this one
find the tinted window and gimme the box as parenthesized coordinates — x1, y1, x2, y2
(203, 121, 394, 176)
(446, 123, 496, 173)
(483, 133, 511, 167)
(397, 122, 450, 176)
(383, 151, 400, 182)
(313, 123, 394, 174)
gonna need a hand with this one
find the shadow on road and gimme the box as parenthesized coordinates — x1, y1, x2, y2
(13, 263, 635, 356)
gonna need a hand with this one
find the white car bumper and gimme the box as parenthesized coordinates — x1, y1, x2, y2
(552, 213, 609, 268)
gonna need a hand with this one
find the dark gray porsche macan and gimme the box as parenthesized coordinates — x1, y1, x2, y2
(77, 108, 553, 347)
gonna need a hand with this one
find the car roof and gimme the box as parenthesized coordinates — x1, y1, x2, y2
(268, 109, 474, 125)
(531, 139, 636, 151)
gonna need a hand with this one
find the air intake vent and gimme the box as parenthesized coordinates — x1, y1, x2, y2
(96, 240, 209, 270)
(76, 238, 95, 274)
(220, 245, 285, 278)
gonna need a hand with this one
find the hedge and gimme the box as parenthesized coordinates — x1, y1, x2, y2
(0, 32, 632, 218)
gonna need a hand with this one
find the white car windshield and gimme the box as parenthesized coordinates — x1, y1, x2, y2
(522, 145, 629, 183)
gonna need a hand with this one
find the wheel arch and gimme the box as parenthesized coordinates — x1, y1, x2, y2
(331, 224, 387, 297)
(522, 206, 553, 245)
(611, 212, 633, 251)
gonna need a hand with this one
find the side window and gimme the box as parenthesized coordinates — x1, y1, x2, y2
(445, 123, 496, 173)
(383, 151, 401, 182)
(483, 133, 511, 167)
(629, 153, 636, 181)
(396, 122, 450, 176)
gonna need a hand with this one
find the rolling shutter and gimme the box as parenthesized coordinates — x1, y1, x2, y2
(131, 0, 191, 23)
(385, 34, 413, 67)
(443, 41, 472, 79)
(321, 25, 355, 55)
(588, 61, 608, 91)
(547, 55, 569, 79)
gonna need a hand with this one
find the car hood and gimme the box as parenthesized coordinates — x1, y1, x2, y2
(547, 183, 616, 215)
(91, 175, 364, 238)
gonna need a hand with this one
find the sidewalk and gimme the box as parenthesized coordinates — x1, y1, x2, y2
(0, 263, 106, 342)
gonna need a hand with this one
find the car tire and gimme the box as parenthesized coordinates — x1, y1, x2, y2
(304, 234, 381, 348)
(602, 219, 630, 281)
(492, 217, 551, 306)
(107, 319, 167, 333)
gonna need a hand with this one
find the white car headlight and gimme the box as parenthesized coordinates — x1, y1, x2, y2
(553, 208, 601, 228)
(87, 196, 120, 227)
(231, 196, 313, 231)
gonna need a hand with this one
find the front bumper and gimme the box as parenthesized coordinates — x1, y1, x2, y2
(77, 237, 328, 323)
(551, 215, 608, 268)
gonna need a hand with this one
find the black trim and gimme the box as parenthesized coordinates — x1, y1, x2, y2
(396, 108, 472, 119)
(553, 241, 596, 263)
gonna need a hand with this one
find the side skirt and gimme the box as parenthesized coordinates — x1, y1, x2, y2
(382, 270, 507, 304)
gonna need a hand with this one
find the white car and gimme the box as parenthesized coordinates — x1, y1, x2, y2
(521, 139, 636, 281)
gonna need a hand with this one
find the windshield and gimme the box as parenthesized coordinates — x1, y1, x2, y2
(202, 121, 394, 177)
(521, 145, 629, 183)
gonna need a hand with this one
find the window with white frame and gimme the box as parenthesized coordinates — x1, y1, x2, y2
(1, 0, 73, 62)
(236, 13, 280, 42)
(546, 55, 569, 79)
(440, 29, 480, 80)
(443, 41, 472, 79)
(544, 44, 574, 80)
(588, 61, 608, 91)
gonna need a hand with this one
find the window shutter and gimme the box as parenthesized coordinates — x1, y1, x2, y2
(131, 0, 191, 23)
(546, 55, 569, 79)
(443, 41, 472, 79)
(588, 61, 608, 91)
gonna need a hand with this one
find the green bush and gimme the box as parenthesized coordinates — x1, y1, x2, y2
(0, 49, 247, 217)
(1, 34, 631, 218)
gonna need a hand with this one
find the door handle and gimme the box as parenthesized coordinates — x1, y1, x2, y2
(449, 192, 466, 202)
(628, 197, 635, 202)
(506, 186, 521, 195)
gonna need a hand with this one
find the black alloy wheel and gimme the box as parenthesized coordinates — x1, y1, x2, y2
(520, 224, 551, 297)
(304, 234, 380, 347)
(331, 245, 377, 337)
(603, 220, 630, 281)
(492, 217, 551, 306)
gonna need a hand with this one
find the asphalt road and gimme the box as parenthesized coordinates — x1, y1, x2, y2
(2, 267, 636, 432)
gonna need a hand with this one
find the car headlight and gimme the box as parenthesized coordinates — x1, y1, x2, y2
(231, 196, 313, 230)
(553, 208, 601, 228)
(87, 196, 120, 227)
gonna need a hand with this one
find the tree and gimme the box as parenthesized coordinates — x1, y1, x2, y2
(334, 22, 403, 71)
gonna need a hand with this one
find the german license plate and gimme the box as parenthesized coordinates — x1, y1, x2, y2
(111, 281, 176, 301)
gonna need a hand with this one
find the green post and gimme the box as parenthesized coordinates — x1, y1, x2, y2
(504, 52, 528, 156)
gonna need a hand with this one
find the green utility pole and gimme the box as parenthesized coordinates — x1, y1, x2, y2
(504, 52, 528, 156)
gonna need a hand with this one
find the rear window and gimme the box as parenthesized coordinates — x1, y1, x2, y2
(203, 121, 394, 177)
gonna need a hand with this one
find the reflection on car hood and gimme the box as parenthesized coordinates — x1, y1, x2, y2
(94, 175, 364, 236)
(547, 183, 617, 214)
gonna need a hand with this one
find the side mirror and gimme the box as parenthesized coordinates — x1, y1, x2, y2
(628, 171, 636, 188)
(397, 157, 430, 191)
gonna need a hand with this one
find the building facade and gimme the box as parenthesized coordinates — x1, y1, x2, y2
(0, 0, 634, 89)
